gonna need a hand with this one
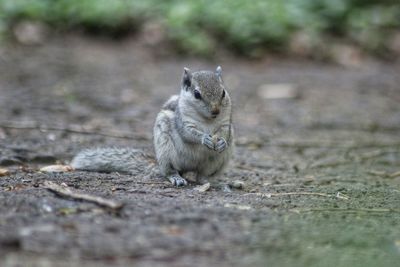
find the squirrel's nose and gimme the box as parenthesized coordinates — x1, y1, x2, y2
(211, 109, 220, 117)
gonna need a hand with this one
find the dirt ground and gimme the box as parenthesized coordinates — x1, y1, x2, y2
(0, 35, 400, 267)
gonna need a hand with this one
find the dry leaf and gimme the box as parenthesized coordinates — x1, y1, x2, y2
(0, 168, 10, 176)
(194, 182, 210, 192)
(40, 165, 74, 173)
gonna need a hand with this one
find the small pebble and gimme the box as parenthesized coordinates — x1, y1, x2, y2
(13, 21, 47, 45)
(231, 180, 245, 190)
(258, 83, 299, 99)
(222, 184, 232, 193)
(41, 203, 53, 213)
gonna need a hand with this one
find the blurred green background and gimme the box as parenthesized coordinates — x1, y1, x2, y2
(0, 0, 399, 58)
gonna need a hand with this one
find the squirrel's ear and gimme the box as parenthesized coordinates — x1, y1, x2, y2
(216, 66, 222, 77)
(182, 67, 192, 90)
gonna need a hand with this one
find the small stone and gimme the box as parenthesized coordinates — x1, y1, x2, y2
(330, 43, 364, 68)
(0, 128, 6, 139)
(41, 203, 53, 213)
(258, 83, 299, 100)
(231, 180, 245, 190)
(289, 31, 315, 57)
(47, 133, 56, 141)
(222, 184, 232, 192)
(13, 21, 48, 45)
(142, 21, 166, 46)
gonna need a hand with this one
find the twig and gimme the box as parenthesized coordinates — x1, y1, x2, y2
(309, 150, 400, 169)
(391, 171, 400, 178)
(237, 138, 400, 149)
(0, 121, 150, 140)
(306, 123, 400, 133)
(245, 191, 349, 199)
(42, 180, 124, 210)
(291, 208, 400, 213)
(368, 170, 400, 179)
(114, 179, 168, 185)
(309, 159, 349, 169)
(263, 183, 299, 187)
(356, 150, 386, 161)
(124, 188, 176, 197)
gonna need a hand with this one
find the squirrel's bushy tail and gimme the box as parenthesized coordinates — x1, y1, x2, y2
(71, 148, 155, 175)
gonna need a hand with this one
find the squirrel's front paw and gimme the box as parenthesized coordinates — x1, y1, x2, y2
(201, 134, 215, 150)
(215, 137, 227, 153)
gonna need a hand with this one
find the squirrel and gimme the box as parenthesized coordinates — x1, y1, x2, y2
(71, 66, 234, 187)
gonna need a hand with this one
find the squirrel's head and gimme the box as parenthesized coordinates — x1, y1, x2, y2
(180, 66, 230, 119)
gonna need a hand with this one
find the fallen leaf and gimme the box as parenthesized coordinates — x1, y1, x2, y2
(40, 165, 74, 173)
(194, 182, 210, 192)
(0, 168, 10, 176)
(58, 207, 79, 216)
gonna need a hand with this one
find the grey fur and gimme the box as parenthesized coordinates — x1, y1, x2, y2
(71, 67, 234, 187)
(71, 147, 155, 175)
(153, 67, 234, 186)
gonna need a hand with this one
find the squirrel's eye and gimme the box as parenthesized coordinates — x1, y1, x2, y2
(194, 90, 202, 100)
(222, 90, 225, 99)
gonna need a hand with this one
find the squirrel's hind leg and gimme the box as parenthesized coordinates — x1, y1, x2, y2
(154, 110, 187, 187)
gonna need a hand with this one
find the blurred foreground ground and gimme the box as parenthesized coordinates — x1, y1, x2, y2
(0, 35, 400, 267)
